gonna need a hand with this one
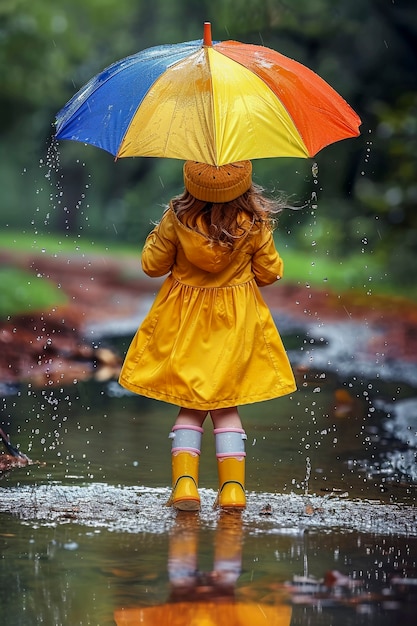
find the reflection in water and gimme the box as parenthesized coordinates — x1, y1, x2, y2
(114, 512, 292, 626)
(110, 511, 417, 626)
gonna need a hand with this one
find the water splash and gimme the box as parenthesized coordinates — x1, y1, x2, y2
(37, 136, 92, 244)
(304, 456, 311, 496)
(1, 483, 415, 537)
(310, 161, 319, 209)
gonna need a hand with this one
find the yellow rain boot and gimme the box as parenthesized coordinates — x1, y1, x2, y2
(214, 427, 247, 509)
(215, 456, 246, 509)
(166, 425, 203, 512)
(167, 451, 200, 511)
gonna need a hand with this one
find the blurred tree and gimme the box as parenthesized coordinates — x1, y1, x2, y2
(0, 0, 140, 235)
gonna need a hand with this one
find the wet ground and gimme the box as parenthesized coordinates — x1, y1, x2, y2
(1, 249, 416, 625)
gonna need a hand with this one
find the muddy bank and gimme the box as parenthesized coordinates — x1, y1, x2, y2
(1, 249, 417, 388)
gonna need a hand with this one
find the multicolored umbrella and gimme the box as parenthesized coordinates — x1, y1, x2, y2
(55, 23, 361, 166)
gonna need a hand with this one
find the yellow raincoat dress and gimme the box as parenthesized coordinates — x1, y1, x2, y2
(118, 205, 296, 409)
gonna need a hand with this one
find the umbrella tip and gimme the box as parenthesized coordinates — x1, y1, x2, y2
(203, 22, 212, 47)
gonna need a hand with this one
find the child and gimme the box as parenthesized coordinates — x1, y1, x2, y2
(118, 161, 296, 511)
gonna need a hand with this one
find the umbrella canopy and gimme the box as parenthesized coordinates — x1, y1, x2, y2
(56, 23, 361, 166)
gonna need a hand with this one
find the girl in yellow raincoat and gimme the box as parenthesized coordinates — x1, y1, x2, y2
(119, 161, 296, 510)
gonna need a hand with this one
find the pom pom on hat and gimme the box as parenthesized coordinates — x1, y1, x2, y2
(183, 161, 252, 203)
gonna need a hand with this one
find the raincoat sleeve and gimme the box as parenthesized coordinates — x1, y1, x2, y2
(141, 211, 178, 277)
(251, 228, 284, 287)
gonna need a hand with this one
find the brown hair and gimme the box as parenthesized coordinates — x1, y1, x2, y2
(172, 183, 285, 248)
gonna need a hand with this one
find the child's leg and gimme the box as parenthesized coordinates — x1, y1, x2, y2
(211, 407, 247, 509)
(174, 408, 208, 428)
(167, 408, 208, 511)
(211, 407, 242, 430)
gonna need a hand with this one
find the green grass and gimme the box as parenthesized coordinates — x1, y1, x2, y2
(0, 231, 138, 256)
(282, 247, 417, 300)
(282, 247, 385, 292)
(0, 267, 67, 319)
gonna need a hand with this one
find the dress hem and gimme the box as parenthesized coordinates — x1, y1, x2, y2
(118, 377, 297, 410)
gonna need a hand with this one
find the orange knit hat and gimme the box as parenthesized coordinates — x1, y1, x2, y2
(183, 161, 252, 203)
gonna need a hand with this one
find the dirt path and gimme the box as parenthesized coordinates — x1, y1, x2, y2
(1, 250, 416, 388)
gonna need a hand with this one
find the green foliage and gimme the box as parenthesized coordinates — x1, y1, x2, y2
(0, 0, 137, 111)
